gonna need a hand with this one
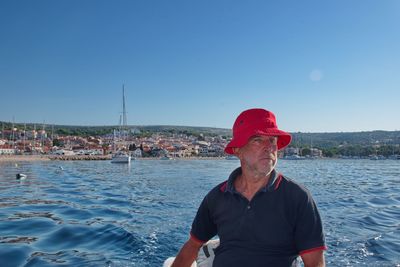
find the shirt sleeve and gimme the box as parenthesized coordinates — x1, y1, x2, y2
(294, 189, 326, 254)
(190, 194, 218, 243)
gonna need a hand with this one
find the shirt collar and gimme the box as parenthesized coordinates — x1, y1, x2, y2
(225, 167, 278, 193)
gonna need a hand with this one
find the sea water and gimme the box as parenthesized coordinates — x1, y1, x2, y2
(0, 159, 399, 267)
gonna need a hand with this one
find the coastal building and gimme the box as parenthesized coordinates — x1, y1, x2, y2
(52, 149, 75, 156)
(25, 130, 38, 140)
(198, 145, 224, 157)
(37, 130, 47, 139)
(310, 148, 323, 158)
(0, 146, 15, 155)
(132, 148, 142, 158)
(1, 130, 18, 140)
(284, 147, 301, 156)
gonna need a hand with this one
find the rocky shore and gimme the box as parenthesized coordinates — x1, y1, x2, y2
(48, 155, 112, 161)
(0, 155, 50, 162)
(0, 155, 113, 162)
(0, 155, 227, 162)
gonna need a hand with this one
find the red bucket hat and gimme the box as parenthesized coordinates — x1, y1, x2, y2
(225, 108, 292, 155)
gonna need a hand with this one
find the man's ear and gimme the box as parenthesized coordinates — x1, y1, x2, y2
(233, 147, 240, 156)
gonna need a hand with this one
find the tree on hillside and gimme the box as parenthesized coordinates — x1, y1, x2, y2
(301, 148, 311, 156)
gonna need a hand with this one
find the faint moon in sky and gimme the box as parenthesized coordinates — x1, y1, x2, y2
(310, 69, 323, 81)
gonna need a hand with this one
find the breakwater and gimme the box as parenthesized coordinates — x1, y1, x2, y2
(48, 155, 112, 161)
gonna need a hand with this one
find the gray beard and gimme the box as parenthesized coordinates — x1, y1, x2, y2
(243, 159, 277, 181)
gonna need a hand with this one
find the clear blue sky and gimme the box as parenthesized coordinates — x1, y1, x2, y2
(0, 0, 399, 132)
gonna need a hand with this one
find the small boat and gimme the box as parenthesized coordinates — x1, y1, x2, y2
(283, 155, 305, 160)
(111, 151, 131, 163)
(225, 155, 238, 160)
(369, 155, 386, 160)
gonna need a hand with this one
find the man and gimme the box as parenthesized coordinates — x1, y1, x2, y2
(172, 108, 326, 267)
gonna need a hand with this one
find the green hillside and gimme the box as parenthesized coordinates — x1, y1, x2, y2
(1, 121, 399, 148)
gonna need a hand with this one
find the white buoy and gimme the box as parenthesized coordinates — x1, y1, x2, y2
(16, 173, 27, 180)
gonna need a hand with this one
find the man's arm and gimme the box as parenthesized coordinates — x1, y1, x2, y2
(171, 237, 203, 267)
(301, 250, 325, 267)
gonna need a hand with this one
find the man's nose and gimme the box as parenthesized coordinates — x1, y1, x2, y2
(262, 142, 277, 151)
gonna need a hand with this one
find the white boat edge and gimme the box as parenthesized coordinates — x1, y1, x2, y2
(111, 152, 131, 163)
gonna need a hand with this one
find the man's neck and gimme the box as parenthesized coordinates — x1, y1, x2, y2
(234, 170, 273, 201)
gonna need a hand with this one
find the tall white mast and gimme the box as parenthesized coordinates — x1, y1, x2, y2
(122, 84, 127, 128)
(23, 123, 26, 153)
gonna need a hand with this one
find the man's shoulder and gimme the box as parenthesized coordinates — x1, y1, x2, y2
(203, 180, 228, 203)
(278, 175, 319, 216)
(208, 180, 228, 195)
(279, 174, 313, 199)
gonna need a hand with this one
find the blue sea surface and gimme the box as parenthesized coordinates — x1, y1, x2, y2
(0, 159, 399, 266)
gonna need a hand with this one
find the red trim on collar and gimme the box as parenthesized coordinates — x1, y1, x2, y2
(220, 181, 228, 192)
(221, 173, 281, 192)
(299, 245, 327, 255)
(274, 173, 283, 190)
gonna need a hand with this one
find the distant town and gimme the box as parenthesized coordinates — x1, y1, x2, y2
(0, 122, 400, 160)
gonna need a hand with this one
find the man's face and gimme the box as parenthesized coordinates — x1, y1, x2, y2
(235, 135, 278, 178)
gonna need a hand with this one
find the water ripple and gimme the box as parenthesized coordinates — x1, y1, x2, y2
(0, 159, 399, 266)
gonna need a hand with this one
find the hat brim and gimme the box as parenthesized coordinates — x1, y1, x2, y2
(224, 129, 292, 155)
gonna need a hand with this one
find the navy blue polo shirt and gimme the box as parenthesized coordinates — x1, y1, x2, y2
(190, 168, 326, 267)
